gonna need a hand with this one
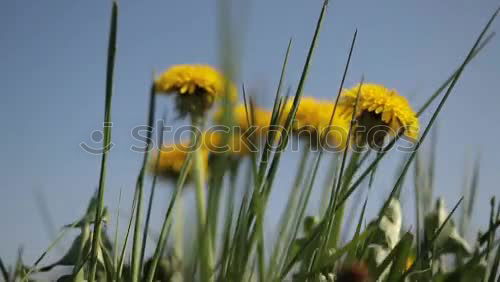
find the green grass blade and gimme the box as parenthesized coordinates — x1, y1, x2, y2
(88, 2, 118, 281)
(295, 227, 375, 279)
(267, 145, 310, 280)
(480, 220, 500, 245)
(416, 31, 495, 116)
(145, 146, 193, 282)
(34, 189, 58, 248)
(468, 156, 480, 219)
(431, 197, 463, 246)
(280, 79, 363, 278)
(428, 125, 438, 192)
(270, 38, 293, 125)
(140, 110, 166, 271)
(278, 29, 358, 278)
(346, 196, 368, 262)
(377, 6, 499, 225)
(117, 184, 139, 281)
(131, 82, 157, 281)
(0, 256, 9, 281)
(414, 151, 423, 261)
(336, 30, 496, 216)
(100, 238, 116, 281)
(227, 1, 329, 279)
(218, 162, 240, 278)
(373, 232, 413, 280)
(488, 242, 500, 282)
(26, 221, 78, 277)
(318, 29, 358, 242)
(255, 38, 292, 189)
(387, 233, 414, 282)
(260, 0, 330, 193)
(221, 190, 251, 279)
(329, 151, 361, 250)
(320, 155, 339, 216)
(487, 198, 497, 260)
(411, 197, 463, 274)
(279, 150, 324, 276)
(113, 188, 122, 271)
(317, 78, 364, 267)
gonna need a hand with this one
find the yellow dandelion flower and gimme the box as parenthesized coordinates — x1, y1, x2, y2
(315, 102, 351, 150)
(214, 104, 272, 137)
(150, 143, 208, 180)
(233, 104, 272, 132)
(155, 64, 237, 117)
(202, 131, 253, 157)
(283, 97, 321, 132)
(281, 97, 351, 150)
(339, 83, 420, 148)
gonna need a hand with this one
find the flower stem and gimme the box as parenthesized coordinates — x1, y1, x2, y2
(191, 116, 215, 281)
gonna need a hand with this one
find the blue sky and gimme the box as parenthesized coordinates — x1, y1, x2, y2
(1, 0, 500, 266)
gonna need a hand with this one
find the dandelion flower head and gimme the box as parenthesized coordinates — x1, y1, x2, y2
(155, 64, 237, 117)
(202, 131, 253, 157)
(339, 83, 419, 148)
(150, 142, 208, 180)
(282, 97, 351, 150)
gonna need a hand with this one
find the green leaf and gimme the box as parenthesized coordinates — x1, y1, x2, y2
(370, 232, 413, 280)
(39, 232, 89, 272)
(369, 197, 402, 250)
(386, 232, 413, 282)
(425, 198, 471, 257)
(293, 227, 375, 280)
(442, 256, 487, 282)
(488, 243, 500, 282)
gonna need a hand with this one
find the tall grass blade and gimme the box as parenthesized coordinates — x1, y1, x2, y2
(117, 184, 139, 281)
(314, 27, 357, 253)
(267, 145, 310, 280)
(99, 238, 115, 281)
(279, 29, 358, 278)
(227, 1, 329, 279)
(145, 146, 193, 282)
(480, 220, 500, 245)
(430, 197, 463, 252)
(34, 189, 58, 246)
(255, 38, 292, 186)
(131, 82, 157, 281)
(113, 188, 122, 274)
(373, 232, 413, 280)
(377, 6, 499, 224)
(414, 152, 423, 260)
(320, 155, 339, 216)
(88, 2, 118, 281)
(317, 78, 364, 267)
(26, 221, 78, 277)
(141, 109, 166, 270)
(346, 196, 368, 262)
(387, 232, 413, 282)
(488, 242, 500, 282)
(0, 256, 9, 282)
(279, 149, 323, 277)
(416, 31, 495, 116)
(336, 30, 495, 214)
(295, 227, 375, 279)
(260, 0, 330, 193)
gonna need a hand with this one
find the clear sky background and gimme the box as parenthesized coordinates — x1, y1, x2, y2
(1, 0, 500, 267)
